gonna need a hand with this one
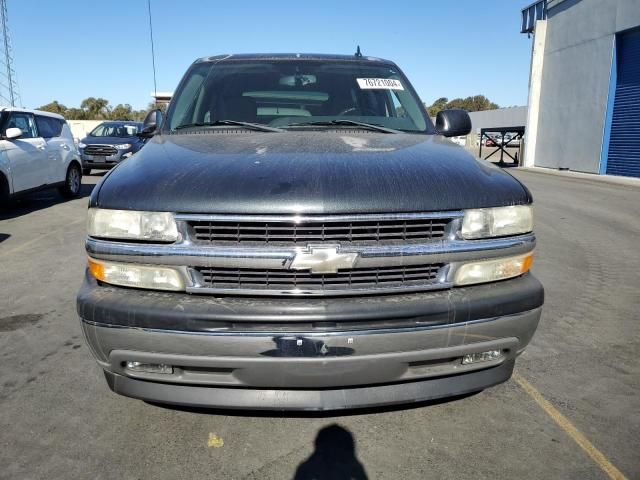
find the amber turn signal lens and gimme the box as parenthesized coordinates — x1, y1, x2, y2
(88, 258, 105, 281)
(454, 252, 534, 286)
(86, 257, 185, 291)
(522, 253, 534, 273)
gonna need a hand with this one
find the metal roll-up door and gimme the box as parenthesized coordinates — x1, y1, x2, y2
(607, 28, 640, 177)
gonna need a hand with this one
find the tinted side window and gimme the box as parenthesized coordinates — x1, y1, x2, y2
(35, 116, 63, 138)
(51, 118, 64, 137)
(5, 113, 38, 138)
(57, 119, 66, 137)
(35, 116, 53, 138)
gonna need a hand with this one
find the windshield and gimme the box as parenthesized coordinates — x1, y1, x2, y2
(167, 60, 433, 133)
(89, 123, 141, 137)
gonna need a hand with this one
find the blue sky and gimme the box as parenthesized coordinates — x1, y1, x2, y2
(8, 0, 534, 110)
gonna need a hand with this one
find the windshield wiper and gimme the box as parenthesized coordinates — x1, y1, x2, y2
(174, 120, 283, 133)
(284, 119, 400, 134)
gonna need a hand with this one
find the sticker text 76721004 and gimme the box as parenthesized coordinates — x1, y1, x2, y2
(356, 78, 404, 90)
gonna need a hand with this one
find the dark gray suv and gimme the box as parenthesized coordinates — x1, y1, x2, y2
(78, 121, 144, 174)
(77, 53, 543, 411)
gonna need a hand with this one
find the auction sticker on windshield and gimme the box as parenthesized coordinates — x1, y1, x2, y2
(356, 78, 404, 90)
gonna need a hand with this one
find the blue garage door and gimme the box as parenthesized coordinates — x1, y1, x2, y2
(607, 28, 640, 177)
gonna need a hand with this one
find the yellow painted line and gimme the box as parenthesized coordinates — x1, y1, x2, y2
(0, 218, 84, 258)
(513, 372, 628, 480)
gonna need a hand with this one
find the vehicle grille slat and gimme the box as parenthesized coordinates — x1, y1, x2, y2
(197, 232, 445, 242)
(195, 264, 445, 292)
(192, 223, 449, 232)
(181, 213, 458, 295)
(188, 217, 452, 245)
(84, 145, 118, 156)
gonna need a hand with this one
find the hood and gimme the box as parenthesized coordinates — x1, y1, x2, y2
(81, 136, 138, 146)
(92, 130, 531, 214)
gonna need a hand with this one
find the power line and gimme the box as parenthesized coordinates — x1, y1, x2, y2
(147, 0, 158, 107)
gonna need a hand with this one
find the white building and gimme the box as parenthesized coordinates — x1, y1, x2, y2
(522, 0, 640, 178)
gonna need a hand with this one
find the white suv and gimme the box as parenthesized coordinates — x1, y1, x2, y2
(0, 107, 83, 204)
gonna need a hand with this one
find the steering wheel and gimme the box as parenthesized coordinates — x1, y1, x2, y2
(338, 106, 378, 116)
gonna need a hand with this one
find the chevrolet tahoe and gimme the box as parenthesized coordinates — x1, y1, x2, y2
(77, 53, 543, 411)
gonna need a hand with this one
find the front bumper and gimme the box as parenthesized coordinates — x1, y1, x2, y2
(78, 273, 543, 410)
(103, 359, 517, 411)
(80, 150, 132, 169)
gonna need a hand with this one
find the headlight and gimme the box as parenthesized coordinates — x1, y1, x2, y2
(115, 143, 132, 150)
(87, 208, 178, 242)
(454, 253, 533, 286)
(88, 258, 185, 291)
(78, 142, 86, 148)
(461, 205, 533, 239)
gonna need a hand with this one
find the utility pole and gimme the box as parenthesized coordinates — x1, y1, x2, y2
(147, 0, 158, 107)
(0, 0, 20, 107)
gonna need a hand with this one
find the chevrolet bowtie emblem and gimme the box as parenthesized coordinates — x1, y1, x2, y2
(289, 245, 358, 274)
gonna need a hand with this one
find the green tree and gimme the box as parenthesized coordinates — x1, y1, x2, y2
(37, 100, 68, 115)
(147, 101, 168, 114)
(425, 95, 499, 117)
(127, 102, 168, 123)
(426, 97, 449, 117)
(80, 97, 111, 119)
(110, 103, 135, 120)
(35, 97, 166, 122)
(64, 108, 88, 120)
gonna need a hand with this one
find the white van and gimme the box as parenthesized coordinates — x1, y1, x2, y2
(0, 107, 83, 204)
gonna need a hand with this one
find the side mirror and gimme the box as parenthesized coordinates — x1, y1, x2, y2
(5, 127, 23, 140)
(435, 109, 472, 138)
(138, 109, 162, 138)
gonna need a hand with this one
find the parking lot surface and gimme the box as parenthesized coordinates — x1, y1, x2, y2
(1, 169, 638, 479)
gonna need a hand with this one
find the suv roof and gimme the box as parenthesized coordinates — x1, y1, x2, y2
(98, 121, 143, 125)
(0, 106, 65, 121)
(195, 53, 394, 65)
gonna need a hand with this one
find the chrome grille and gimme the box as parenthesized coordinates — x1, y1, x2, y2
(194, 263, 446, 294)
(187, 217, 451, 245)
(84, 144, 118, 156)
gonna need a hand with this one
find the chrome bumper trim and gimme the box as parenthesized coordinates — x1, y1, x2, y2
(183, 280, 453, 297)
(86, 234, 536, 269)
(173, 211, 465, 223)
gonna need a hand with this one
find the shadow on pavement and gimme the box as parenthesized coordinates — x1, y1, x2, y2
(490, 161, 519, 169)
(85, 171, 109, 178)
(0, 233, 9, 243)
(0, 183, 94, 221)
(293, 424, 368, 480)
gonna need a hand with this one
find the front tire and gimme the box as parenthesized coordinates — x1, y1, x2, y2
(59, 163, 82, 198)
(0, 174, 10, 208)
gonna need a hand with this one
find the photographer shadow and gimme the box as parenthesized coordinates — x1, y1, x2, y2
(294, 424, 368, 480)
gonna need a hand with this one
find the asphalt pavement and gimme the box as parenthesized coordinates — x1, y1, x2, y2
(0, 168, 638, 479)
